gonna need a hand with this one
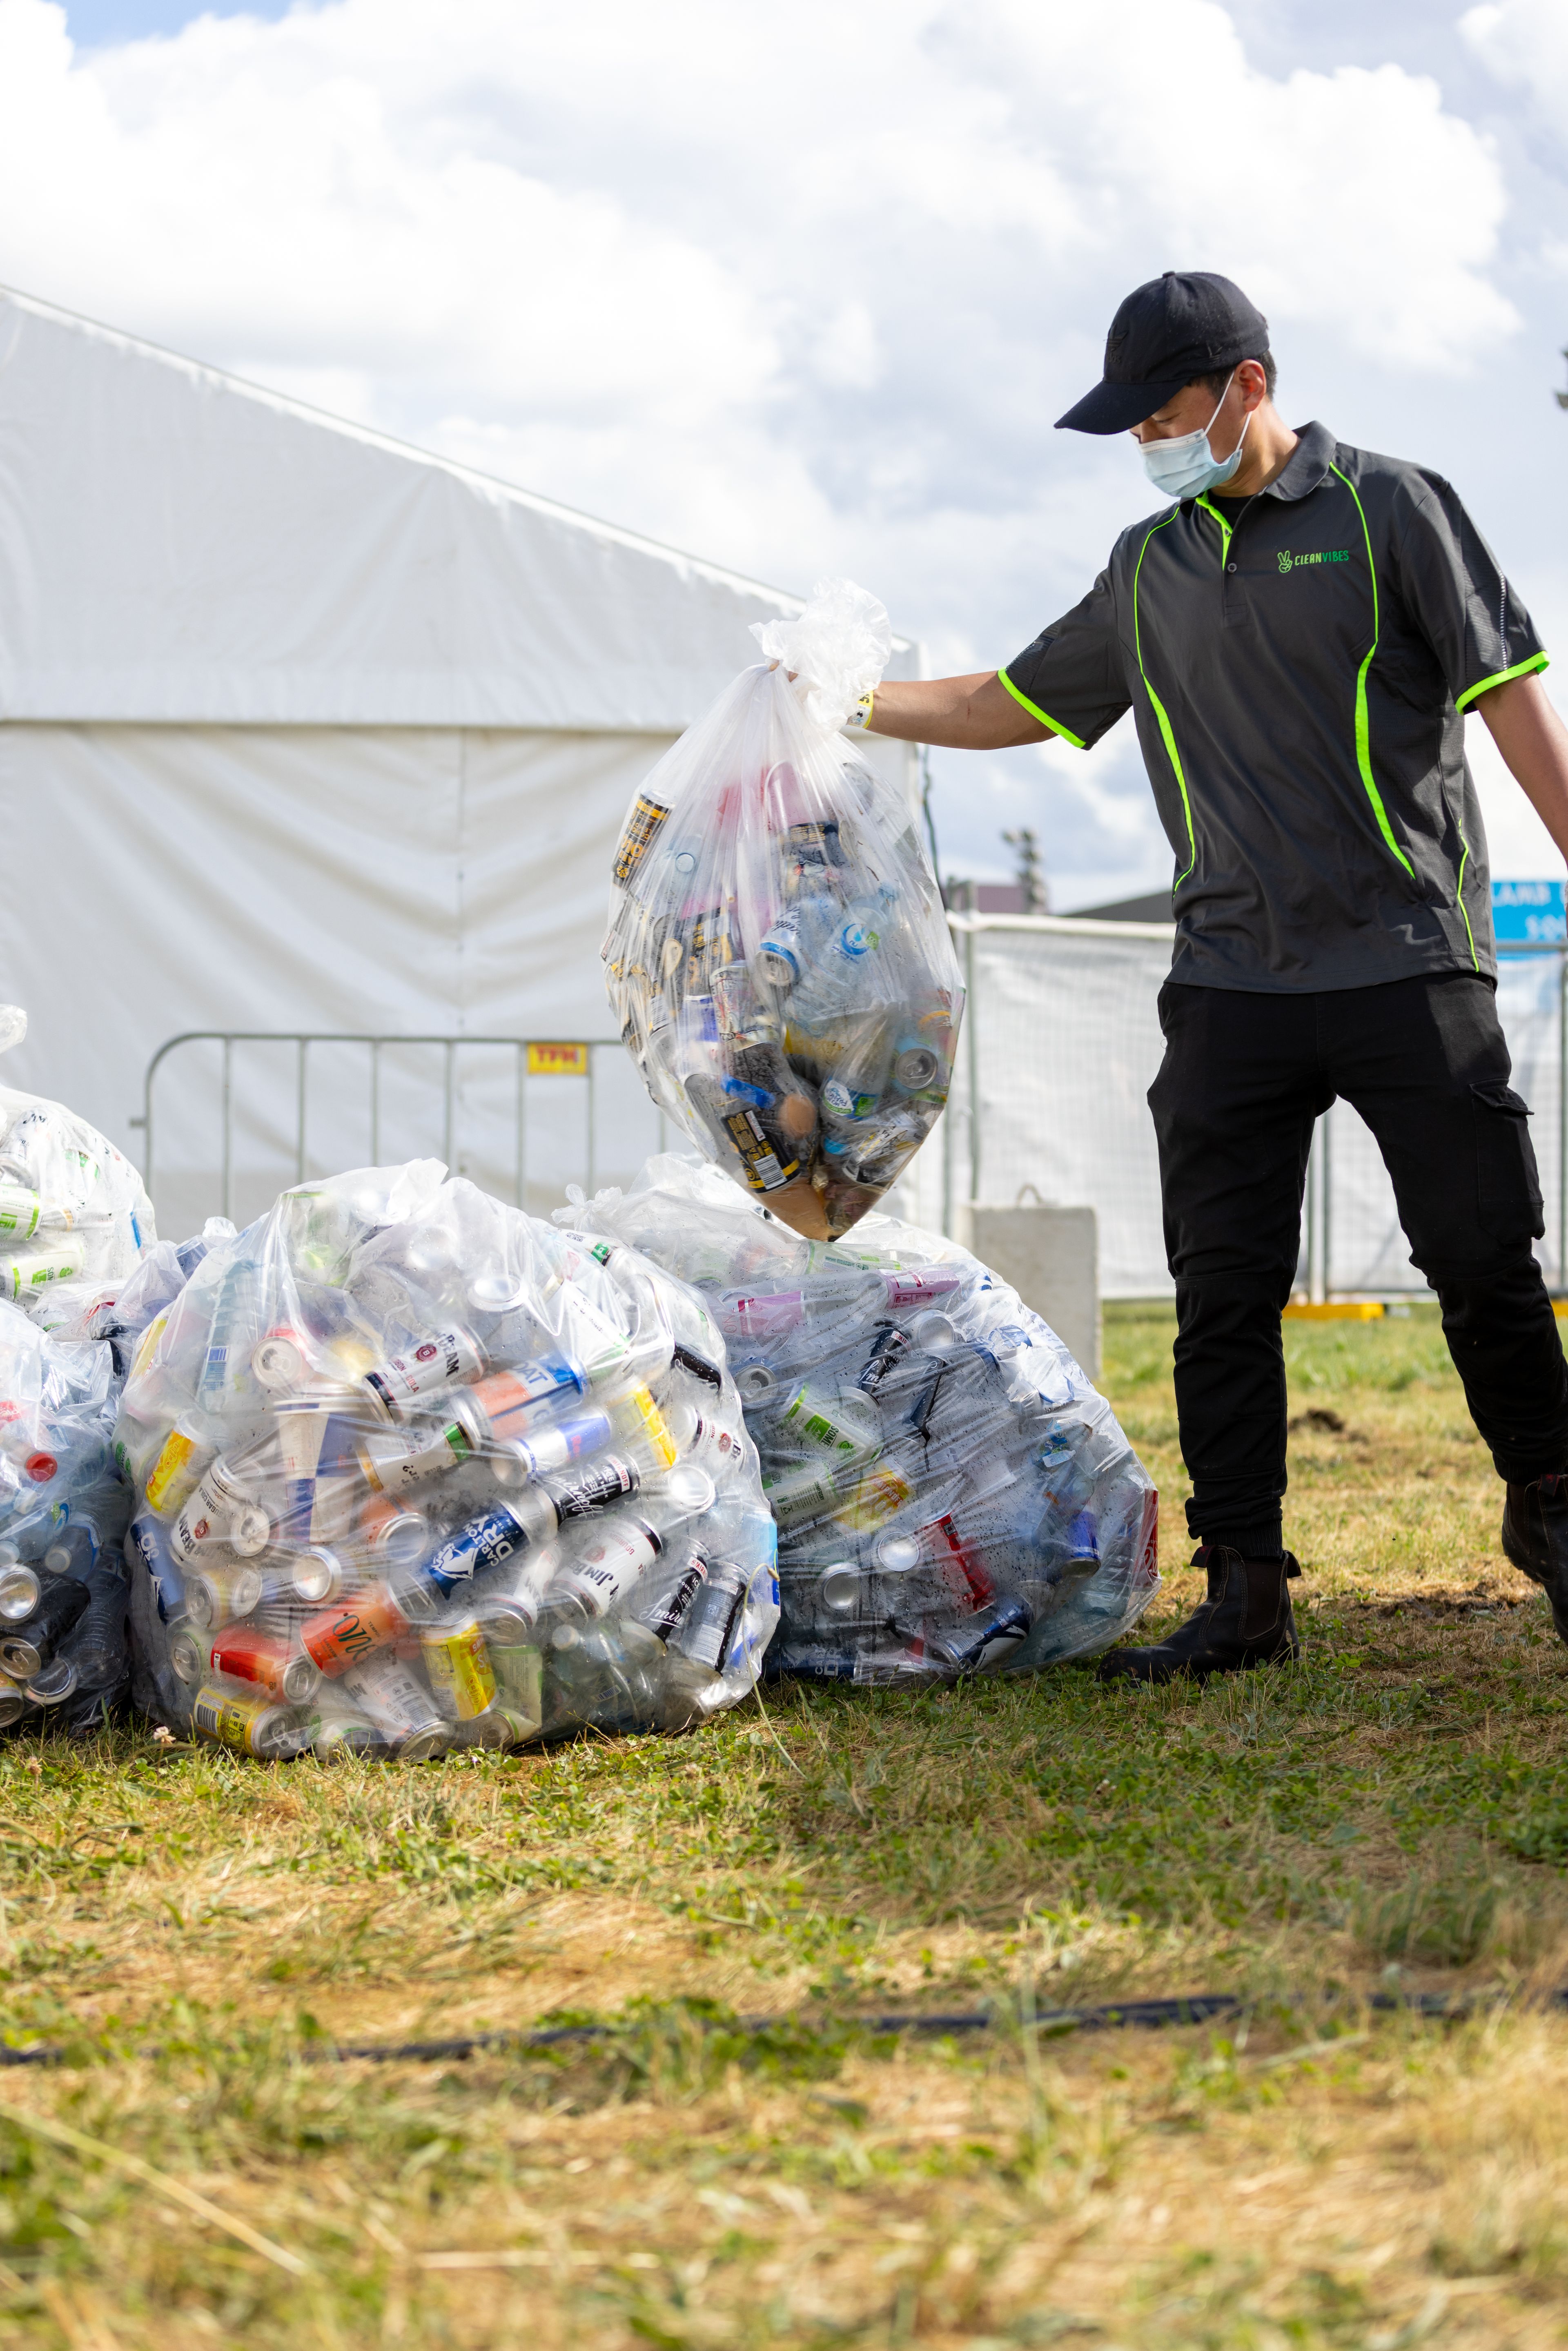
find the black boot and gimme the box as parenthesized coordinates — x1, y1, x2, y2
(1097, 1545, 1302, 1685)
(1500, 1475, 1568, 1644)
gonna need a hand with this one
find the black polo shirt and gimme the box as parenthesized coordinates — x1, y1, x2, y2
(1000, 421, 1549, 991)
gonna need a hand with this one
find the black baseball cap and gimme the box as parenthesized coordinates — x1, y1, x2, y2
(1056, 271, 1271, 435)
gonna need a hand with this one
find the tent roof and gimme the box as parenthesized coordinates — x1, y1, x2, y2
(0, 287, 919, 731)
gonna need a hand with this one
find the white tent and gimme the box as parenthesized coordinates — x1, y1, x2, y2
(0, 287, 922, 1232)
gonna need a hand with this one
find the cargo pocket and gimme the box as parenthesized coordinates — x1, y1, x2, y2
(1472, 1083, 1544, 1243)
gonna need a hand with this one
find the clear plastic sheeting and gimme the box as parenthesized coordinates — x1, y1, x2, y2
(120, 1163, 778, 1760)
(605, 582, 963, 1242)
(0, 1297, 134, 1736)
(566, 1155, 1159, 1686)
(0, 1007, 156, 1322)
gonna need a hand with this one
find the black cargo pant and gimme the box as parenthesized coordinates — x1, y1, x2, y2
(1147, 971, 1568, 1557)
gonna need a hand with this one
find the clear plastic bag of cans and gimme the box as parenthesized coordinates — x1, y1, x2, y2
(0, 1008, 156, 1321)
(0, 1293, 135, 1736)
(603, 581, 964, 1243)
(565, 1155, 1160, 1686)
(118, 1161, 779, 1761)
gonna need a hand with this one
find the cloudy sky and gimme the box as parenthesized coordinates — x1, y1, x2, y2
(2, 0, 1566, 907)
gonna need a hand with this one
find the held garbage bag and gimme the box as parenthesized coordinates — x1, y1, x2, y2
(603, 580, 964, 1243)
(0, 1294, 135, 1736)
(0, 1007, 156, 1320)
(118, 1163, 779, 1759)
(564, 1156, 1160, 1685)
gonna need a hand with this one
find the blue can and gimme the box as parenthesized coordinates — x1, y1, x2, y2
(425, 1493, 553, 1595)
(933, 1595, 1032, 1676)
(127, 1508, 185, 1624)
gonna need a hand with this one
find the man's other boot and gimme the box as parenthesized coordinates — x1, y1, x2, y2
(1097, 1545, 1301, 1685)
(1500, 1474, 1568, 1645)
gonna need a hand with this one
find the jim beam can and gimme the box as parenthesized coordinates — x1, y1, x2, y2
(191, 1683, 313, 1760)
(362, 1328, 486, 1422)
(173, 1458, 272, 1567)
(420, 1618, 497, 1720)
(557, 1517, 662, 1621)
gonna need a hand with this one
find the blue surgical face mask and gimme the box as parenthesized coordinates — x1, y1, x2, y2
(1138, 368, 1250, 501)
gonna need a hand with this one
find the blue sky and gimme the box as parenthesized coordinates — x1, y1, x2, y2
(11, 0, 1568, 906)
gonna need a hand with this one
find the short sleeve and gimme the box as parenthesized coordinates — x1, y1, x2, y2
(998, 566, 1132, 749)
(1392, 479, 1548, 713)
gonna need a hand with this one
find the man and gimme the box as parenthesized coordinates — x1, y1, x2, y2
(857, 270, 1568, 1680)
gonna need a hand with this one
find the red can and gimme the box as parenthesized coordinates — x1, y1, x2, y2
(205, 1627, 321, 1704)
(301, 1585, 410, 1676)
(929, 1513, 994, 1611)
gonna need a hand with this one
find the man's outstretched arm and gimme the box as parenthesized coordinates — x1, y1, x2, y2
(866, 671, 1054, 749)
(1480, 674, 1568, 868)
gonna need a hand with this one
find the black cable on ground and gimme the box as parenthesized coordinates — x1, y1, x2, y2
(2, 1987, 1564, 2071)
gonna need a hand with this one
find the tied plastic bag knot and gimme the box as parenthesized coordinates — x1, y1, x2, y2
(751, 578, 892, 733)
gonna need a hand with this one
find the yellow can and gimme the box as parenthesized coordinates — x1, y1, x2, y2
(191, 1683, 307, 1760)
(623, 1381, 678, 1470)
(145, 1419, 212, 1518)
(129, 1312, 169, 1384)
(421, 1620, 497, 1721)
(835, 1464, 914, 1533)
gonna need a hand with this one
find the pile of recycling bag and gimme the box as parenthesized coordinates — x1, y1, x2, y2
(120, 1163, 778, 1758)
(0, 568, 1160, 1748)
(567, 1156, 1158, 1683)
(0, 1007, 154, 1327)
(604, 580, 964, 1241)
(0, 1010, 161, 1734)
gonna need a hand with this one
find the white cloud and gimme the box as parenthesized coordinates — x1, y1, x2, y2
(1461, 0, 1568, 111)
(0, 0, 1531, 887)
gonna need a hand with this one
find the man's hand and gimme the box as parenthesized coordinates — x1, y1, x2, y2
(866, 672, 1055, 750)
(1480, 674, 1568, 869)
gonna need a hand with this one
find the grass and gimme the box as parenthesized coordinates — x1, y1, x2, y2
(0, 1301, 1566, 2344)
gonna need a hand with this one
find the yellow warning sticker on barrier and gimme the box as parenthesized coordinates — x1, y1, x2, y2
(527, 1043, 590, 1079)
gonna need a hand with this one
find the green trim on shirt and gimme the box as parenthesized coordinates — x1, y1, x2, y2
(1454, 651, 1550, 713)
(1328, 461, 1417, 882)
(996, 668, 1087, 748)
(1132, 512, 1198, 896)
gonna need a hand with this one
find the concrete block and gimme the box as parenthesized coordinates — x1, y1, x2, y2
(956, 1198, 1100, 1379)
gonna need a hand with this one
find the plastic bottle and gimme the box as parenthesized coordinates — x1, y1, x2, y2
(194, 1258, 263, 1410)
(0, 1573, 91, 1677)
(56, 1563, 129, 1688)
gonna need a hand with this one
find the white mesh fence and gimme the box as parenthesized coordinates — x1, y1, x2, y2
(942, 915, 1568, 1300)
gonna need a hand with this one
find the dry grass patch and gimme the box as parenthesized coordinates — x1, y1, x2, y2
(0, 1301, 1561, 2344)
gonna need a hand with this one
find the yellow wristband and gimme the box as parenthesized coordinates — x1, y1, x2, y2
(844, 691, 875, 732)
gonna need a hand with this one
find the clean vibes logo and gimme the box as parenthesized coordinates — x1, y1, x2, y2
(1278, 549, 1352, 573)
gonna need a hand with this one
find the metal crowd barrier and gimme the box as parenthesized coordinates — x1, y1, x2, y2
(134, 1032, 639, 1222)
